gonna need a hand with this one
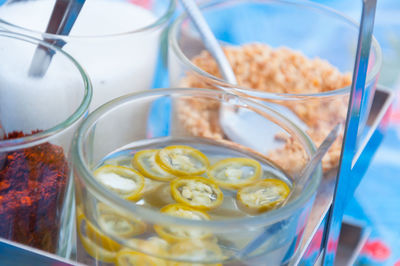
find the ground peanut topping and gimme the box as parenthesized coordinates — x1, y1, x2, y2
(178, 43, 351, 173)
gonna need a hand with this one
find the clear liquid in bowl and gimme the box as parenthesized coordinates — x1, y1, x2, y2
(76, 137, 300, 266)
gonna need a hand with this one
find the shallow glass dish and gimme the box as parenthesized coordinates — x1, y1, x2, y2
(71, 88, 322, 265)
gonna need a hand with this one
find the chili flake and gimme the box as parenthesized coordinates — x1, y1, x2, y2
(0, 131, 69, 253)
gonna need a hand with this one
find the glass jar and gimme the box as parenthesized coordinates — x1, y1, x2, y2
(168, 0, 382, 173)
(0, 31, 92, 256)
(0, 0, 175, 110)
(71, 88, 322, 265)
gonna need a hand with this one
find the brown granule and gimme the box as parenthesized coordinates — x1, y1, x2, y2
(177, 43, 352, 174)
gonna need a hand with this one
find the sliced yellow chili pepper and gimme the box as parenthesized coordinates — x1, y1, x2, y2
(237, 178, 290, 214)
(125, 237, 169, 257)
(94, 165, 145, 201)
(79, 233, 117, 263)
(143, 183, 174, 209)
(77, 206, 121, 252)
(97, 203, 147, 238)
(133, 149, 177, 181)
(154, 203, 212, 243)
(155, 145, 209, 176)
(116, 250, 164, 266)
(170, 176, 223, 210)
(169, 239, 223, 266)
(160, 203, 211, 219)
(76, 207, 118, 263)
(207, 158, 262, 189)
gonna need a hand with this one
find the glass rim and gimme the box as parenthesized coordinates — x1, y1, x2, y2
(0, 30, 92, 151)
(73, 88, 322, 230)
(169, 0, 382, 99)
(0, 0, 176, 39)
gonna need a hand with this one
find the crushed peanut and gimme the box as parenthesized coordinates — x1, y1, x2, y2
(177, 43, 351, 174)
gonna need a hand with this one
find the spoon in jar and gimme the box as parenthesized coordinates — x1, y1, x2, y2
(179, 0, 237, 85)
(179, 0, 308, 153)
(232, 123, 342, 260)
(28, 0, 86, 77)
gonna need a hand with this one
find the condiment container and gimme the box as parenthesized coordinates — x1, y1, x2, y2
(168, 0, 382, 173)
(0, 31, 92, 257)
(71, 88, 322, 265)
(0, 0, 175, 110)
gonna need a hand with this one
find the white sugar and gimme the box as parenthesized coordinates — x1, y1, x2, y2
(0, 0, 157, 36)
(0, 0, 162, 114)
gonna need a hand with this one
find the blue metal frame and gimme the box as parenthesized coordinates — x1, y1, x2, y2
(322, 0, 378, 264)
(297, 86, 394, 266)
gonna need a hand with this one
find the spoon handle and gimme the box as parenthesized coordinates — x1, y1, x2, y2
(179, 0, 237, 84)
(28, 0, 86, 77)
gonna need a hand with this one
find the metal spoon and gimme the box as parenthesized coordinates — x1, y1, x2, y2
(179, 0, 308, 153)
(179, 0, 237, 84)
(232, 123, 342, 260)
(28, 0, 86, 77)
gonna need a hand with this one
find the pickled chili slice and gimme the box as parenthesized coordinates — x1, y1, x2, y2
(133, 149, 177, 181)
(97, 203, 147, 238)
(236, 178, 290, 214)
(125, 237, 169, 257)
(116, 250, 165, 266)
(76, 207, 119, 263)
(143, 183, 175, 208)
(154, 203, 212, 243)
(170, 176, 223, 210)
(80, 233, 117, 263)
(155, 145, 209, 176)
(94, 165, 145, 201)
(160, 203, 211, 219)
(207, 158, 262, 189)
(169, 239, 224, 266)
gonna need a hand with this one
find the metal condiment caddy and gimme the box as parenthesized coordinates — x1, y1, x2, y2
(0, 0, 395, 265)
(296, 0, 395, 264)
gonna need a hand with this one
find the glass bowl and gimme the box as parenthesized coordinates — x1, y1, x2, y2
(71, 88, 322, 265)
(0, 0, 175, 110)
(168, 0, 382, 173)
(0, 31, 92, 256)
